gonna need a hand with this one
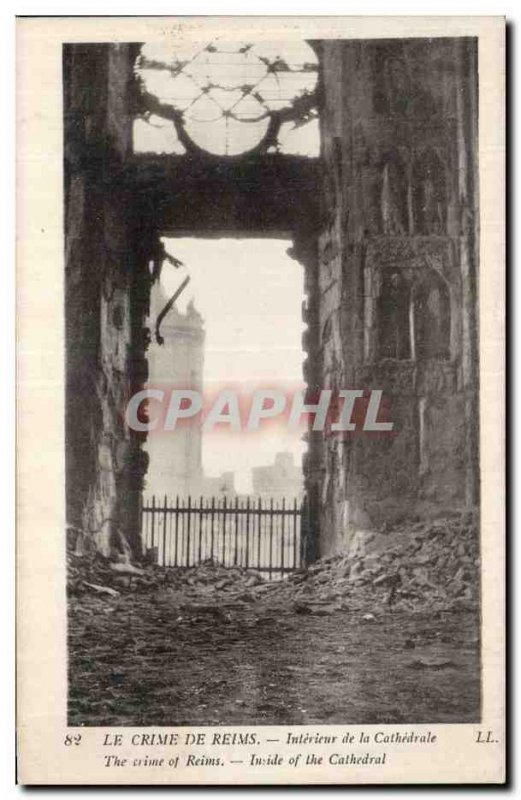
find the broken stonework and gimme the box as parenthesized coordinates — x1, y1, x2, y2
(311, 38, 479, 555)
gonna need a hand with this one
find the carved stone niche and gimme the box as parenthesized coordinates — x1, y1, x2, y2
(376, 270, 411, 361)
(380, 150, 409, 236)
(373, 45, 411, 116)
(372, 265, 451, 365)
(365, 241, 453, 367)
(411, 268, 451, 361)
(412, 148, 447, 235)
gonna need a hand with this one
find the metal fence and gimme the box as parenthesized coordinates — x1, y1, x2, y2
(142, 495, 305, 578)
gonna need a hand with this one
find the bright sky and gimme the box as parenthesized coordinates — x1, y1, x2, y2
(148, 238, 306, 493)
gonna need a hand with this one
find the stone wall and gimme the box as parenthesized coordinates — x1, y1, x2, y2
(314, 38, 479, 555)
(64, 43, 149, 556)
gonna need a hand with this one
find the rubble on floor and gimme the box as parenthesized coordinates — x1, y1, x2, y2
(67, 550, 167, 595)
(67, 513, 479, 616)
(256, 511, 480, 615)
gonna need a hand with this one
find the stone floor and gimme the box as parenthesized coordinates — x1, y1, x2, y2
(68, 590, 480, 727)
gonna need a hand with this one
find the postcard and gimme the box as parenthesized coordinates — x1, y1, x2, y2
(16, 15, 505, 784)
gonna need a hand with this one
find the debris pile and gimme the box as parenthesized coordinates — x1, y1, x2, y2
(256, 512, 480, 615)
(163, 561, 265, 608)
(67, 551, 261, 598)
(68, 513, 479, 615)
(67, 551, 164, 596)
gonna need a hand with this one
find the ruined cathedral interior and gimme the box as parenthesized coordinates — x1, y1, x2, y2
(64, 37, 479, 561)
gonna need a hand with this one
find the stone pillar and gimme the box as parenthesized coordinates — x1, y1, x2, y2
(316, 38, 479, 553)
(64, 43, 146, 556)
(290, 234, 323, 563)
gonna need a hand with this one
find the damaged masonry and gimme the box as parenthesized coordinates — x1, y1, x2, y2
(65, 36, 480, 726)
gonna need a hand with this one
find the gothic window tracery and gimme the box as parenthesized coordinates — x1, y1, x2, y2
(133, 41, 319, 157)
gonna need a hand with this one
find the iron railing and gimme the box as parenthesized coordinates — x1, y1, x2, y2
(142, 495, 306, 579)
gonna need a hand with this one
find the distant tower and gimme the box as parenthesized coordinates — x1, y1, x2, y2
(145, 283, 205, 498)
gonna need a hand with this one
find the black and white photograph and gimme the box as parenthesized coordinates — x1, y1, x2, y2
(15, 14, 505, 785)
(65, 32, 481, 727)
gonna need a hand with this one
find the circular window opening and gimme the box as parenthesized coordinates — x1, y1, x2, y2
(135, 40, 318, 156)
